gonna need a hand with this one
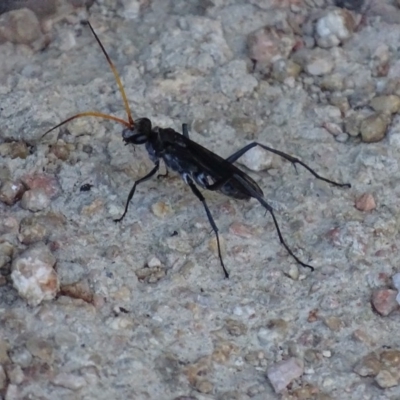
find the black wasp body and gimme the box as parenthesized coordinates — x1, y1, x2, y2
(117, 117, 350, 278)
(124, 117, 262, 200)
(43, 22, 351, 279)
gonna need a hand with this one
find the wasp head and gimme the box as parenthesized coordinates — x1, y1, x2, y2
(122, 117, 152, 145)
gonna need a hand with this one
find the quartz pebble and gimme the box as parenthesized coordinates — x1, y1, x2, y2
(267, 357, 304, 393)
(20, 188, 50, 212)
(315, 8, 355, 48)
(11, 244, 59, 306)
(238, 144, 276, 172)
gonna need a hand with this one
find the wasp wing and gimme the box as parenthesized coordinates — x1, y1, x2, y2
(162, 130, 264, 199)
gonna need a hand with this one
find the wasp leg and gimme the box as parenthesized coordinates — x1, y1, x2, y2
(186, 177, 229, 278)
(234, 173, 314, 271)
(157, 160, 169, 180)
(157, 169, 169, 179)
(182, 123, 189, 138)
(225, 142, 350, 188)
(115, 162, 160, 222)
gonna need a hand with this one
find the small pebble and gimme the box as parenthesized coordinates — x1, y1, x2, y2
(352, 329, 374, 346)
(108, 316, 135, 330)
(19, 216, 48, 245)
(0, 180, 26, 205)
(8, 346, 33, 368)
(238, 145, 276, 172)
(195, 379, 213, 394)
(22, 173, 60, 199)
(354, 353, 381, 377)
(0, 141, 29, 159)
(322, 350, 332, 358)
(60, 280, 94, 303)
(50, 143, 70, 161)
(323, 122, 343, 136)
(287, 264, 299, 280)
(360, 113, 388, 143)
(335, 132, 349, 142)
(5, 383, 19, 400)
(380, 349, 400, 367)
(224, 318, 247, 336)
(267, 357, 304, 393)
(151, 201, 172, 218)
(26, 338, 54, 363)
(0, 241, 14, 269)
(307, 309, 319, 323)
(52, 372, 87, 390)
(247, 27, 296, 70)
(212, 341, 239, 365)
(147, 256, 162, 268)
(185, 357, 212, 389)
(20, 188, 50, 212)
(228, 222, 254, 238)
(11, 243, 59, 306)
(0, 8, 42, 45)
(375, 369, 398, 388)
(5, 364, 24, 385)
(271, 59, 302, 82)
(315, 8, 355, 48)
(355, 193, 376, 212)
(370, 95, 400, 115)
(344, 111, 364, 137)
(371, 289, 398, 316)
(302, 49, 334, 76)
(119, 0, 140, 19)
(320, 74, 344, 91)
(324, 316, 344, 331)
(135, 266, 166, 283)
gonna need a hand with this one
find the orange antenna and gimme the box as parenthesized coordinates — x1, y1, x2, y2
(42, 21, 134, 139)
(86, 21, 134, 127)
(42, 112, 131, 138)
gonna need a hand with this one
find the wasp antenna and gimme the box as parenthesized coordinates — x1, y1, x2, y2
(42, 111, 131, 139)
(86, 21, 134, 127)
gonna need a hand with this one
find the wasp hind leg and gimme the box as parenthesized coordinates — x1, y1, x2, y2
(225, 142, 350, 188)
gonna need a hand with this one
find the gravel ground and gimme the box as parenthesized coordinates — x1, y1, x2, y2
(2, 0, 400, 399)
